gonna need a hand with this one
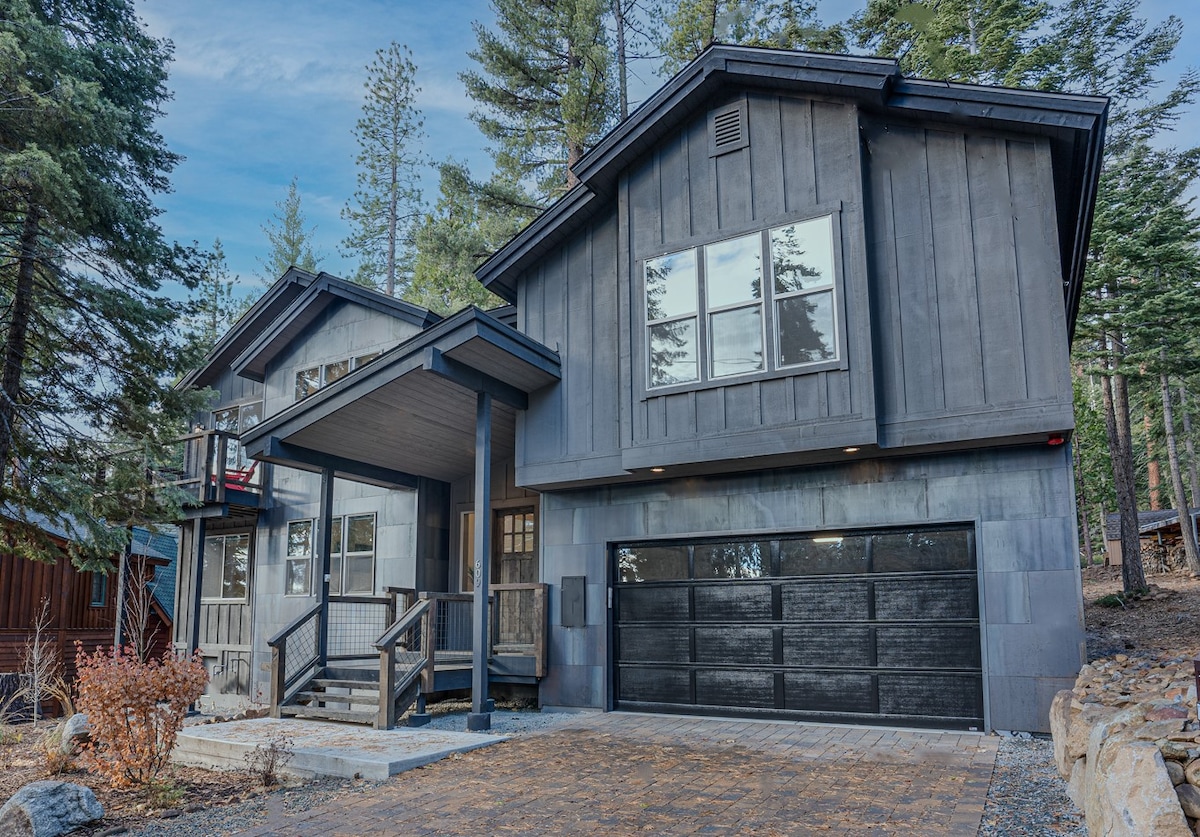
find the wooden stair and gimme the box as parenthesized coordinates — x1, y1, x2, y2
(279, 667, 421, 727)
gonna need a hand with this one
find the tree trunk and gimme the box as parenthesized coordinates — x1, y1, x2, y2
(0, 209, 40, 485)
(1102, 368, 1147, 591)
(613, 0, 629, 120)
(1073, 436, 1095, 566)
(1161, 369, 1200, 574)
(1180, 384, 1199, 507)
(1145, 406, 1161, 509)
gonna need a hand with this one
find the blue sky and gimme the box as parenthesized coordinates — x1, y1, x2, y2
(140, 1, 1198, 298)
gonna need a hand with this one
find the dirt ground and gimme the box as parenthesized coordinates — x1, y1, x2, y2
(1, 565, 1196, 835)
(1081, 564, 1200, 660)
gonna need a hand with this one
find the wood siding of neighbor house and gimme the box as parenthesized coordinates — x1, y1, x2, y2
(517, 93, 879, 489)
(861, 118, 1074, 447)
(0, 551, 116, 676)
(537, 444, 1082, 733)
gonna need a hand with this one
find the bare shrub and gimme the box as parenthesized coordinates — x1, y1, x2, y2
(20, 598, 59, 724)
(74, 643, 208, 787)
(243, 730, 294, 787)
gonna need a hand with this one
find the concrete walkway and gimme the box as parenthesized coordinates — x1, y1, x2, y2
(234, 712, 998, 835)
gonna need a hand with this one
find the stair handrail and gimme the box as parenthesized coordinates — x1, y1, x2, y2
(268, 601, 323, 717)
(374, 597, 432, 729)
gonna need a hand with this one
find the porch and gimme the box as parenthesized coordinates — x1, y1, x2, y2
(266, 584, 548, 729)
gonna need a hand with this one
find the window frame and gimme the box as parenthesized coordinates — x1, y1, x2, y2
(89, 572, 108, 607)
(639, 204, 847, 399)
(284, 519, 315, 597)
(295, 353, 384, 402)
(201, 531, 252, 603)
(326, 512, 377, 597)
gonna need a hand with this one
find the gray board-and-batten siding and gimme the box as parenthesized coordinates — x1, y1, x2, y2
(537, 443, 1083, 734)
(514, 91, 1073, 492)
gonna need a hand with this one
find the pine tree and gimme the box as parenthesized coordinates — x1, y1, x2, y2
(189, 239, 244, 348)
(406, 162, 521, 315)
(0, 0, 205, 567)
(341, 43, 425, 297)
(850, 0, 1054, 86)
(461, 0, 616, 203)
(658, 0, 845, 75)
(260, 177, 322, 281)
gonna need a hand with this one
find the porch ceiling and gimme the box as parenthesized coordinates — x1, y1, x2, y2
(240, 308, 560, 486)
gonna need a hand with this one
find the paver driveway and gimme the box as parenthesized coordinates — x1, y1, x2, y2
(237, 712, 998, 836)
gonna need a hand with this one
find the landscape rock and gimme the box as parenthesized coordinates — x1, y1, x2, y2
(1167, 759, 1187, 786)
(59, 714, 90, 755)
(0, 781, 104, 837)
(1186, 759, 1200, 787)
(1177, 783, 1200, 818)
(1085, 740, 1191, 836)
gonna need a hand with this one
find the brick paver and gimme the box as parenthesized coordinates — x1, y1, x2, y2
(236, 713, 998, 836)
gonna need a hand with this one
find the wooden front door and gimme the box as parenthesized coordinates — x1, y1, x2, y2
(493, 507, 537, 647)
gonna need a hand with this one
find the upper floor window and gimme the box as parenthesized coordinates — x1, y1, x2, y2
(212, 401, 263, 487)
(644, 213, 839, 390)
(295, 352, 382, 401)
(89, 571, 107, 607)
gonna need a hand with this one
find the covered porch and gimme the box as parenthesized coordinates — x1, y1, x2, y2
(239, 307, 560, 730)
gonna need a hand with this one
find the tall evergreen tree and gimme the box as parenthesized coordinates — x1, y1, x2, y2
(260, 177, 322, 281)
(341, 43, 424, 297)
(406, 161, 521, 315)
(850, 0, 1054, 86)
(189, 239, 244, 348)
(461, 0, 616, 203)
(658, 0, 845, 75)
(0, 0, 204, 567)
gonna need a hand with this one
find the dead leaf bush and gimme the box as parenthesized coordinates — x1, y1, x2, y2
(74, 643, 208, 787)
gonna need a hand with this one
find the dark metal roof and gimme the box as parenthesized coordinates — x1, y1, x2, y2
(475, 44, 1107, 336)
(1103, 509, 1197, 541)
(240, 307, 560, 485)
(231, 274, 441, 382)
(178, 267, 318, 390)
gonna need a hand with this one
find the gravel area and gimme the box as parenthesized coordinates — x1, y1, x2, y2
(980, 735, 1086, 836)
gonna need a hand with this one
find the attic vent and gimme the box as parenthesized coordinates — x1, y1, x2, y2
(708, 100, 749, 157)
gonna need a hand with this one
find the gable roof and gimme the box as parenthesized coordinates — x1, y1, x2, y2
(231, 274, 442, 383)
(475, 45, 1107, 336)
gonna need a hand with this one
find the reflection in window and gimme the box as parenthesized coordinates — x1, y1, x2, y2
(286, 520, 313, 595)
(694, 541, 769, 579)
(617, 545, 689, 583)
(872, 530, 973, 573)
(779, 535, 869, 576)
(202, 533, 250, 600)
(644, 213, 839, 390)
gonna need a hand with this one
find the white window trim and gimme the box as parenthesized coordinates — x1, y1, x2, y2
(284, 519, 315, 597)
(201, 531, 252, 603)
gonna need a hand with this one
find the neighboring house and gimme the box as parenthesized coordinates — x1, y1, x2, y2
(185, 46, 1106, 734)
(1103, 510, 1199, 568)
(0, 516, 174, 712)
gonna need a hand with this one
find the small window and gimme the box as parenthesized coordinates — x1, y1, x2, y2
(354, 351, 381, 369)
(90, 572, 108, 607)
(295, 367, 320, 401)
(285, 520, 314, 596)
(323, 359, 350, 385)
(202, 533, 250, 601)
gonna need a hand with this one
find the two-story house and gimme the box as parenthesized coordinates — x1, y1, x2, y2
(180, 46, 1106, 733)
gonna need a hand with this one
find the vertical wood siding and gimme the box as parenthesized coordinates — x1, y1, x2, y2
(862, 118, 1071, 447)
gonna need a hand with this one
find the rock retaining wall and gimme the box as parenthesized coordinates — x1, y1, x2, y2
(1050, 652, 1200, 836)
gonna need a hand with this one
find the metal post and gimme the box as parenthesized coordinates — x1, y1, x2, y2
(317, 468, 335, 668)
(468, 391, 493, 731)
(189, 517, 207, 656)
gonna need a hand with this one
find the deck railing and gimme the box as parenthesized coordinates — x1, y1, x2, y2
(168, 429, 263, 506)
(267, 602, 322, 715)
(374, 597, 432, 729)
(490, 583, 548, 677)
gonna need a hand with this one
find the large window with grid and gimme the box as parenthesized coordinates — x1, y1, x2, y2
(644, 213, 840, 390)
(330, 513, 376, 596)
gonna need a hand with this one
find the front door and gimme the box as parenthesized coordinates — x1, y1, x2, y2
(492, 507, 537, 647)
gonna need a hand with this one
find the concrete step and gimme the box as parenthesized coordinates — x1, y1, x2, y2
(311, 677, 380, 690)
(279, 704, 377, 724)
(294, 690, 380, 705)
(173, 717, 506, 780)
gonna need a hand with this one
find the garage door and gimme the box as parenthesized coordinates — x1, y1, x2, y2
(613, 527, 983, 729)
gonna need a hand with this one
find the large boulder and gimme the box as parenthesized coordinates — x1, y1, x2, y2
(0, 781, 103, 837)
(1049, 690, 1120, 779)
(1084, 737, 1190, 836)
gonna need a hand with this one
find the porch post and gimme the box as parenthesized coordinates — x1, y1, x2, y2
(468, 391, 493, 731)
(189, 517, 207, 656)
(317, 467, 335, 667)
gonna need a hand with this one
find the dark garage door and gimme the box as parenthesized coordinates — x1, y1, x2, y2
(613, 527, 984, 729)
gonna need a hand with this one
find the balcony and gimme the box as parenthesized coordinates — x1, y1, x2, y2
(169, 429, 265, 520)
